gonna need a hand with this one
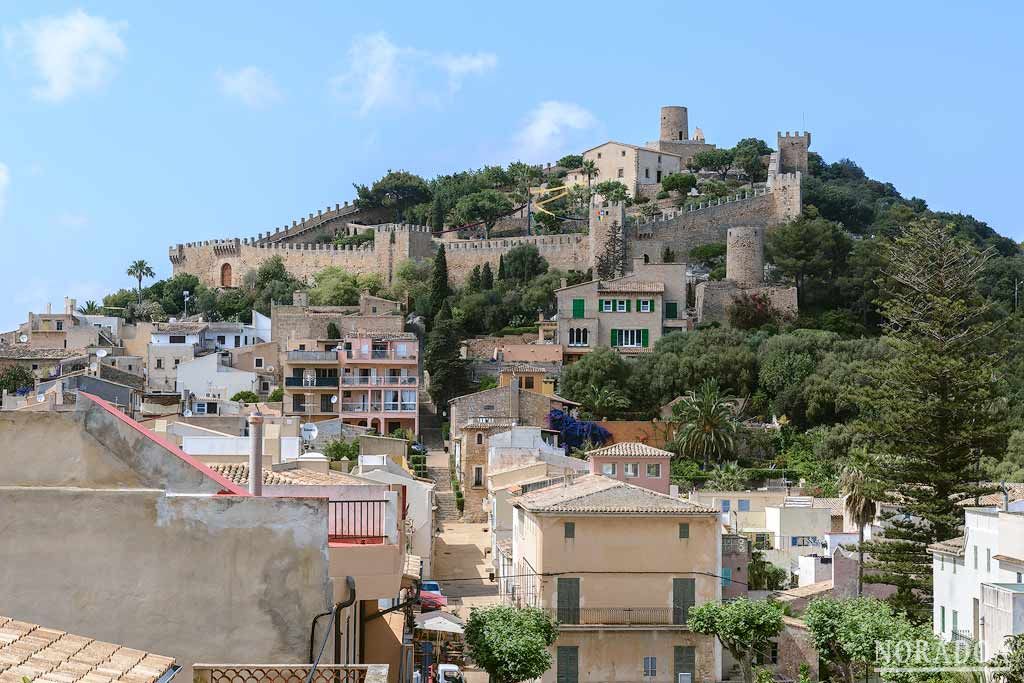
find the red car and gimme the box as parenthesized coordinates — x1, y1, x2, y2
(419, 580, 448, 610)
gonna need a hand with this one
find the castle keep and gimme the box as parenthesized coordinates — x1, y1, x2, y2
(169, 110, 810, 291)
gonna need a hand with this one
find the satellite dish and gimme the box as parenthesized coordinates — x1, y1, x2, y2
(183, 409, 193, 417)
(96, 349, 108, 358)
(301, 423, 319, 442)
(330, 395, 338, 404)
(89, 363, 98, 372)
(18, 334, 28, 343)
(36, 394, 45, 404)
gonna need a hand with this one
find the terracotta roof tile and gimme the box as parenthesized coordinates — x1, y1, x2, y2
(0, 347, 88, 360)
(513, 474, 716, 515)
(597, 280, 665, 294)
(586, 442, 673, 459)
(498, 363, 552, 375)
(206, 463, 371, 486)
(0, 616, 175, 683)
(928, 535, 965, 556)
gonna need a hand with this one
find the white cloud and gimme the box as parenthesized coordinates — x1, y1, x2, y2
(4, 10, 126, 102)
(0, 163, 8, 220)
(513, 101, 598, 163)
(217, 66, 282, 109)
(330, 33, 496, 115)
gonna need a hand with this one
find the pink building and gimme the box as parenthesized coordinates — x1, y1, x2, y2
(586, 442, 673, 494)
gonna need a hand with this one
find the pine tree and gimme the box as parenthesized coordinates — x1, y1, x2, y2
(424, 300, 469, 409)
(497, 254, 507, 281)
(858, 219, 1009, 622)
(467, 265, 482, 292)
(481, 261, 494, 290)
(429, 244, 450, 322)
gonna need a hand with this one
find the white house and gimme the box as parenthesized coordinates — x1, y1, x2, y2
(175, 352, 258, 401)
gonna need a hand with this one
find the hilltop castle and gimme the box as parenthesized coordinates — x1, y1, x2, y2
(168, 107, 809, 290)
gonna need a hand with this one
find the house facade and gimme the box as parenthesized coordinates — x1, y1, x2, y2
(586, 441, 673, 495)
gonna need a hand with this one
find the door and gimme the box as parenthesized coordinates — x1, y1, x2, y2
(557, 577, 580, 624)
(674, 646, 696, 683)
(556, 646, 578, 683)
(673, 578, 695, 625)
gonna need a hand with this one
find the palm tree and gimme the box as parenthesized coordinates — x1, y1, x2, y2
(705, 462, 748, 491)
(839, 452, 877, 596)
(580, 159, 598, 192)
(579, 385, 630, 420)
(668, 378, 737, 470)
(76, 300, 101, 315)
(126, 260, 155, 304)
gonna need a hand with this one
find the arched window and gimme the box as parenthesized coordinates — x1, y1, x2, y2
(476, 432, 483, 445)
(568, 328, 590, 347)
(643, 253, 650, 264)
(220, 262, 233, 288)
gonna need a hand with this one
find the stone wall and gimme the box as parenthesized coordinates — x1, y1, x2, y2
(444, 234, 590, 281)
(777, 131, 811, 174)
(695, 281, 798, 325)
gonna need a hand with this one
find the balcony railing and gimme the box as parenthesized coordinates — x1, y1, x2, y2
(194, 664, 388, 683)
(342, 350, 417, 361)
(952, 629, 975, 644)
(340, 402, 416, 413)
(545, 607, 690, 626)
(287, 350, 338, 362)
(329, 500, 388, 543)
(340, 376, 418, 386)
(285, 376, 339, 387)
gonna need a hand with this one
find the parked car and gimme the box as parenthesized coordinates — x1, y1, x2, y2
(437, 664, 463, 683)
(419, 580, 447, 610)
(411, 441, 428, 456)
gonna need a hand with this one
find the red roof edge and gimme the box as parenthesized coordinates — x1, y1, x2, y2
(79, 392, 250, 496)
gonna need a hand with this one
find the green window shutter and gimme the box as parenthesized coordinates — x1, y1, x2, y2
(650, 299, 656, 313)
(597, 298, 604, 312)
(678, 523, 689, 539)
(610, 329, 618, 346)
(665, 302, 678, 319)
(625, 299, 631, 312)
(572, 298, 585, 319)
(641, 329, 649, 347)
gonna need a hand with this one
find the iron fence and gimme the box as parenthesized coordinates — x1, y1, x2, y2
(328, 500, 388, 542)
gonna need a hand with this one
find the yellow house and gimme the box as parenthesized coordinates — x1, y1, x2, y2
(510, 474, 721, 683)
(498, 362, 557, 396)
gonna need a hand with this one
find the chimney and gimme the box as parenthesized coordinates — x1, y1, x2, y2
(560, 278, 567, 289)
(248, 412, 264, 496)
(509, 376, 520, 421)
(45, 303, 52, 314)
(64, 297, 76, 315)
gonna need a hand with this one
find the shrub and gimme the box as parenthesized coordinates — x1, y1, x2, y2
(268, 387, 284, 402)
(230, 390, 260, 403)
(323, 439, 359, 462)
(656, 190, 670, 200)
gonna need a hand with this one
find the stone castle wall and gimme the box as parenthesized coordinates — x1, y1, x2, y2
(445, 233, 589, 281)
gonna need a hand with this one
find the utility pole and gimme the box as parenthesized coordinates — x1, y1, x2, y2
(183, 290, 190, 318)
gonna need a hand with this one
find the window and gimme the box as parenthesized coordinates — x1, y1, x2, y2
(597, 152, 602, 159)
(169, 335, 186, 344)
(643, 657, 656, 677)
(624, 463, 639, 477)
(639, 299, 652, 313)
(678, 523, 689, 539)
(940, 555, 944, 571)
(320, 394, 333, 412)
(621, 150, 626, 157)
(644, 168, 650, 179)
(987, 547, 992, 572)
(646, 463, 661, 478)
(261, 381, 270, 391)
(255, 357, 264, 368)
(56, 321, 63, 331)
(571, 298, 585, 318)
(564, 522, 575, 539)
(738, 499, 750, 512)
(974, 545, 978, 569)
(568, 328, 589, 347)
(298, 344, 306, 351)
(791, 536, 817, 547)
(293, 395, 306, 412)
(601, 299, 613, 313)
(658, 155, 662, 162)
(31, 363, 39, 371)
(476, 433, 483, 445)
(602, 463, 616, 476)
(473, 466, 484, 487)
(173, 359, 180, 368)
(156, 358, 164, 369)
(1018, 572, 1022, 583)
(524, 376, 535, 389)
(722, 567, 732, 587)
(372, 306, 378, 313)
(952, 610, 958, 632)
(657, 170, 662, 182)
(611, 329, 648, 347)
(234, 335, 240, 347)
(953, 558, 957, 574)
(616, 299, 627, 312)
(665, 301, 678, 319)
(721, 500, 731, 512)
(940, 606, 946, 632)
(617, 168, 624, 178)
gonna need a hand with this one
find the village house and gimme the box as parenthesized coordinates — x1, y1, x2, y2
(509, 475, 721, 683)
(565, 141, 683, 197)
(271, 291, 405, 351)
(585, 441, 674, 494)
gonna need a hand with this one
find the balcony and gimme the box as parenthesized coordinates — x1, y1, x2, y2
(952, 629, 975, 644)
(342, 349, 417, 362)
(544, 607, 691, 628)
(193, 664, 388, 683)
(285, 376, 339, 388)
(287, 350, 338, 362)
(340, 376, 418, 386)
(329, 499, 388, 544)
(340, 402, 417, 413)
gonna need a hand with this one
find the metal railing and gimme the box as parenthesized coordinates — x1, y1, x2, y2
(545, 607, 690, 626)
(286, 376, 339, 387)
(194, 664, 388, 683)
(952, 629, 975, 644)
(340, 376, 418, 386)
(287, 350, 338, 362)
(328, 500, 388, 542)
(343, 350, 416, 361)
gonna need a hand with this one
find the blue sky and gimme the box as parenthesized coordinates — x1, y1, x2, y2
(0, 1, 1021, 330)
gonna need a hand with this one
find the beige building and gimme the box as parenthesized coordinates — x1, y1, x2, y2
(271, 291, 405, 351)
(565, 141, 683, 197)
(509, 475, 721, 683)
(555, 259, 689, 361)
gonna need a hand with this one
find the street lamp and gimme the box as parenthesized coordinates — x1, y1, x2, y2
(183, 290, 191, 318)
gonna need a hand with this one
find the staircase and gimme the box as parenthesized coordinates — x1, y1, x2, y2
(418, 395, 444, 450)
(429, 465, 461, 524)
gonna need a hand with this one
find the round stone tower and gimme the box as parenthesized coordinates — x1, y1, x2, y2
(660, 106, 688, 142)
(726, 226, 764, 287)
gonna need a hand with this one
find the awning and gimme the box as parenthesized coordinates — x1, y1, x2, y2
(414, 611, 465, 634)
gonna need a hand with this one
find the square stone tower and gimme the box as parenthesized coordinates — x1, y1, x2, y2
(777, 131, 811, 174)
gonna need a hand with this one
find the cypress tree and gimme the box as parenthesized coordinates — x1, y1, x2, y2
(497, 254, 506, 281)
(424, 299, 468, 408)
(429, 244, 450, 321)
(481, 261, 494, 290)
(467, 265, 482, 292)
(858, 219, 1008, 622)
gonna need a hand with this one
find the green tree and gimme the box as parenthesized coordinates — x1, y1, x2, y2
(76, 300, 101, 315)
(452, 189, 514, 238)
(557, 154, 583, 169)
(661, 172, 697, 195)
(592, 180, 630, 204)
(480, 261, 495, 290)
(733, 138, 771, 184)
(323, 439, 359, 462)
(0, 366, 35, 395)
(578, 385, 631, 420)
(353, 170, 432, 221)
(503, 244, 548, 284)
(839, 452, 877, 597)
(989, 634, 1024, 683)
(594, 219, 625, 280)
(230, 390, 260, 403)
(429, 245, 450, 322)
(326, 322, 341, 339)
(268, 387, 284, 402)
(126, 260, 156, 304)
(638, 202, 661, 221)
(688, 599, 785, 683)
(766, 214, 852, 307)
(748, 550, 787, 590)
(579, 159, 598, 191)
(704, 462, 748, 491)
(559, 347, 633, 404)
(309, 266, 381, 306)
(424, 302, 469, 409)
(669, 378, 738, 469)
(858, 219, 1010, 622)
(497, 254, 507, 280)
(467, 265, 482, 292)
(688, 148, 735, 179)
(464, 605, 559, 683)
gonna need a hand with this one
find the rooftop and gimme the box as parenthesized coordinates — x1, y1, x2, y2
(586, 442, 673, 459)
(513, 474, 716, 515)
(928, 535, 965, 557)
(206, 463, 371, 486)
(813, 497, 846, 516)
(462, 416, 520, 430)
(498, 363, 552, 375)
(0, 615, 177, 683)
(154, 322, 209, 334)
(0, 346, 89, 360)
(598, 280, 666, 294)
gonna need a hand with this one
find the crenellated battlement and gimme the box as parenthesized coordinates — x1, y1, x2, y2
(444, 234, 584, 252)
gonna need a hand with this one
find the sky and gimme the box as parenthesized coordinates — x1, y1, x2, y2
(0, 1, 1022, 330)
